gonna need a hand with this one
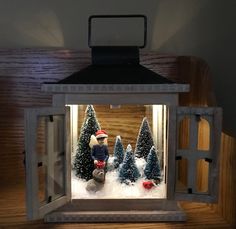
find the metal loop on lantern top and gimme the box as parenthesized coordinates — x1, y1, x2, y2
(88, 14, 147, 48)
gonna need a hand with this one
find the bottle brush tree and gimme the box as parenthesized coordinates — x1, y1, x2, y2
(119, 144, 140, 184)
(144, 146, 161, 181)
(135, 117, 155, 160)
(74, 105, 100, 180)
(113, 136, 124, 169)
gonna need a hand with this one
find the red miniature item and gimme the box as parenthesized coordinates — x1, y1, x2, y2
(96, 160, 105, 169)
(142, 181, 155, 189)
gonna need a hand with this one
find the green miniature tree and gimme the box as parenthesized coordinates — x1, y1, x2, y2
(119, 144, 140, 184)
(135, 117, 154, 160)
(113, 136, 124, 169)
(74, 105, 100, 180)
(144, 146, 161, 181)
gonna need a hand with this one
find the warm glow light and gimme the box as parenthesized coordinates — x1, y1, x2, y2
(14, 9, 64, 46)
(153, 104, 167, 197)
(68, 105, 78, 161)
(153, 105, 163, 151)
(153, 105, 167, 162)
(70, 104, 167, 199)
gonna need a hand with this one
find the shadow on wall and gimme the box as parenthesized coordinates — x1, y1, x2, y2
(0, 0, 159, 49)
(14, 9, 64, 47)
(151, 0, 236, 136)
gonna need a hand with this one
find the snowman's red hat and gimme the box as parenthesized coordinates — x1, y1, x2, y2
(95, 130, 108, 139)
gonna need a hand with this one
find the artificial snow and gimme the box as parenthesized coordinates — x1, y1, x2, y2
(72, 157, 166, 199)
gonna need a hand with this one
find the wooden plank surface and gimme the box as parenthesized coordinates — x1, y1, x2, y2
(78, 105, 146, 152)
(0, 183, 231, 228)
(0, 49, 235, 227)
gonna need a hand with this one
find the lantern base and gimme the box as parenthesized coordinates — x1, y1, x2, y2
(44, 199, 186, 222)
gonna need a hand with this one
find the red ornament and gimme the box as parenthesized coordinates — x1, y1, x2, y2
(96, 160, 105, 169)
(143, 181, 155, 189)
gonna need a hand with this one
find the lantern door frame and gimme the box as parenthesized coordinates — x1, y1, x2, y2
(25, 88, 222, 222)
(24, 106, 71, 220)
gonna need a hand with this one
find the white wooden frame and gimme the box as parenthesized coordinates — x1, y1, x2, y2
(24, 107, 71, 220)
(171, 106, 222, 202)
(24, 83, 221, 222)
(52, 93, 179, 106)
(68, 105, 78, 165)
(42, 83, 189, 94)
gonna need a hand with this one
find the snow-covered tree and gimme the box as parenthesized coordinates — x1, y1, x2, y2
(119, 144, 140, 184)
(74, 105, 100, 180)
(113, 136, 124, 169)
(135, 117, 154, 160)
(144, 146, 161, 181)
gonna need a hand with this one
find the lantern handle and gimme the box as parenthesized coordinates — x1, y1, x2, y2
(88, 14, 147, 48)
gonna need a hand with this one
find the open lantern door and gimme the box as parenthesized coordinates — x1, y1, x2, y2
(24, 107, 71, 220)
(168, 106, 222, 203)
(24, 104, 222, 222)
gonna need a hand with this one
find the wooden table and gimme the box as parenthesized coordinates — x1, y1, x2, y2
(0, 182, 231, 229)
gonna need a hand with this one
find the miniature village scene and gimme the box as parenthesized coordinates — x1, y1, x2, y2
(72, 105, 166, 199)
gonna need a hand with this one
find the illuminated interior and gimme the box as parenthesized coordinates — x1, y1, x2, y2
(69, 104, 168, 199)
(35, 104, 213, 204)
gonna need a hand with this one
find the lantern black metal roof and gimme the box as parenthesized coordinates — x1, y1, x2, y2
(57, 46, 173, 85)
(42, 15, 189, 94)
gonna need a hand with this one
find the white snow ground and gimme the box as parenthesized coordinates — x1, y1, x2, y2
(72, 157, 166, 199)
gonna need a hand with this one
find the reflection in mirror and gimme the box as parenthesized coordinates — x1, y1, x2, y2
(197, 118, 210, 151)
(36, 115, 66, 204)
(178, 117, 190, 150)
(196, 159, 209, 193)
(38, 164, 47, 205)
(175, 158, 188, 193)
(36, 117, 47, 205)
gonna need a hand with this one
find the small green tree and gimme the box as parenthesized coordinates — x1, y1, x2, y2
(144, 146, 161, 181)
(135, 117, 154, 160)
(113, 136, 124, 169)
(119, 144, 140, 184)
(74, 105, 100, 180)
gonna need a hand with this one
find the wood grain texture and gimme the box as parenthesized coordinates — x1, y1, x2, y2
(211, 133, 236, 226)
(78, 105, 146, 152)
(0, 49, 235, 227)
(178, 56, 217, 106)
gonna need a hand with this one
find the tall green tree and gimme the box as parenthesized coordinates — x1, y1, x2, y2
(144, 146, 161, 181)
(119, 144, 140, 184)
(135, 117, 154, 160)
(113, 136, 124, 169)
(74, 105, 100, 180)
